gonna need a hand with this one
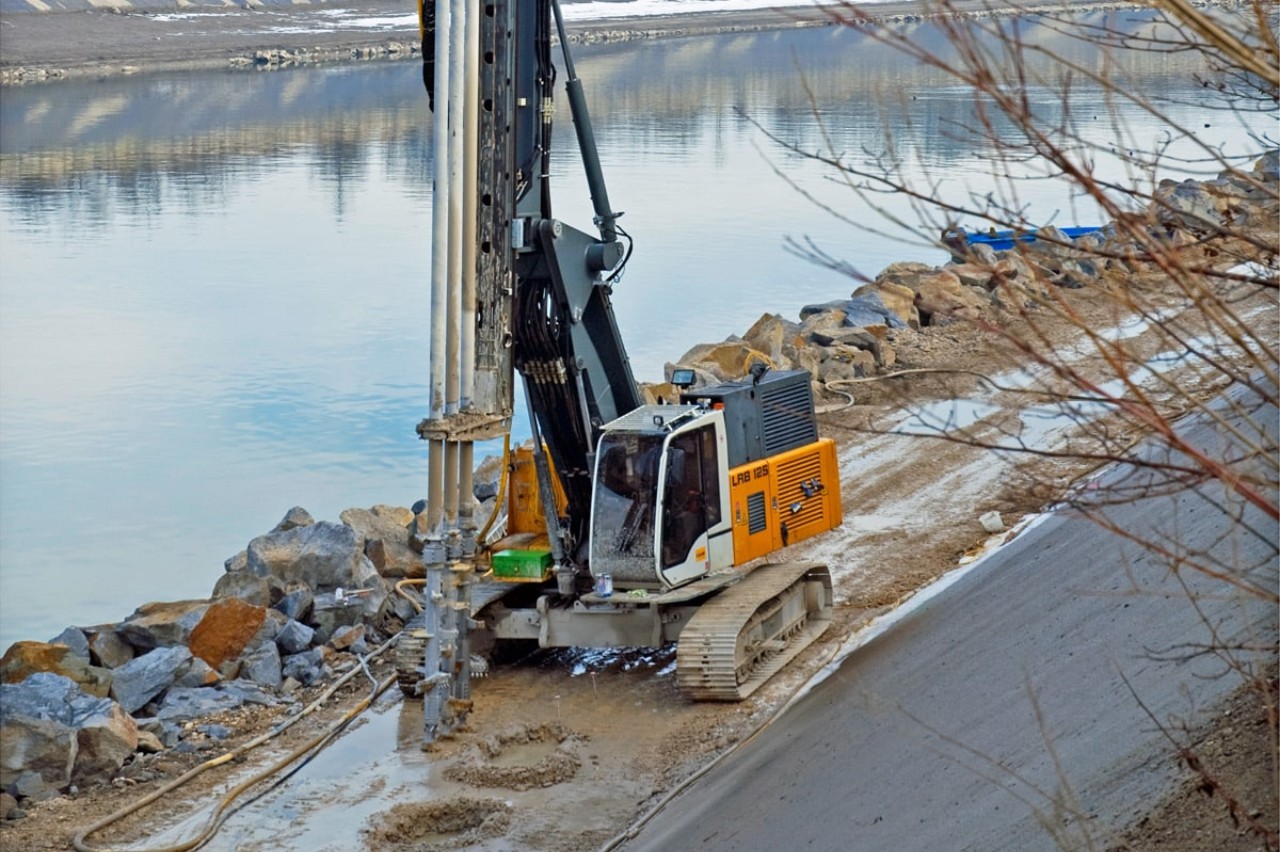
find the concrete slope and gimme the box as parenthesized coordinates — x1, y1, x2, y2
(625, 386, 1277, 851)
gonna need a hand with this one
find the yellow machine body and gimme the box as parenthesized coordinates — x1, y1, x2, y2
(728, 437, 842, 564)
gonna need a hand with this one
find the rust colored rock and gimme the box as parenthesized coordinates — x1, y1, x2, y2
(0, 641, 113, 698)
(188, 598, 267, 668)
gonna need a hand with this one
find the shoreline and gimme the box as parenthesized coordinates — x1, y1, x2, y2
(0, 0, 1145, 85)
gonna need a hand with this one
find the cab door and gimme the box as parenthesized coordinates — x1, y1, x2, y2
(656, 424, 723, 587)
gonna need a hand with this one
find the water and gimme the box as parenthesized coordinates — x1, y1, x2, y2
(0, 12, 1270, 648)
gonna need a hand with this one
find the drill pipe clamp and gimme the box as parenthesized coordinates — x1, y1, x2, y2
(416, 412, 511, 443)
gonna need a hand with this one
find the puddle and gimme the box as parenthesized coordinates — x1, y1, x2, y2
(892, 397, 1001, 436)
(135, 693, 434, 851)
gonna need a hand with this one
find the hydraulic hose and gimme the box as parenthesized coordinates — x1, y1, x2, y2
(74, 636, 401, 852)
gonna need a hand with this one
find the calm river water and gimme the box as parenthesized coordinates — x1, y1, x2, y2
(0, 13, 1268, 648)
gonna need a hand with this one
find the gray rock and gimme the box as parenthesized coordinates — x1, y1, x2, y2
(1254, 149, 1279, 183)
(154, 687, 244, 723)
(223, 549, 248, 573)
(0, 712, 74, 800)
(173, 657, 219, 689)
(211, 571, 272, 608)
(246, 521, 365, 592)
(0, 674, 137, 796)
(340, 507, 419, 579)
(86, 628, 134, 670)
(274, 586, 315, 623)
(137, 717, 183, 748)
(48, 627, 90, 661)
(309, 594, 364, 645)
(239, 643, 282, 690)
(281, 649, 329, 687)
(0, 792, 16, 819)
(1057, 257, 1100, 289)
(135, 730, 165, 753)
(1153, 179, 1224, 231)
(971, 242, 999, 265)
(272, 506, 315, 533)
(196, 724, 232, 741)
(110, 646, 192, 714)
(389, 593, 420, 624)
(328, 624, 365, 652)
(117, 600, 210, 652)
(220, 680, 279, 707)
(69, 696, 138, 787)
(845, 295, 908, 330)
(275, 620, 315, 656)
(364, 581, 392, 626)
(244, 609, 288, 653)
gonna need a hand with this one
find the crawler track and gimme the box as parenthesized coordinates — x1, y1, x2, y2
(675, 563, 833, 701)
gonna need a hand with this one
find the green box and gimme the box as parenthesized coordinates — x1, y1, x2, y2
(491, 548, 553, 582)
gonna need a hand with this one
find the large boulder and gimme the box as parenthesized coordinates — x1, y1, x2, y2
(1152, 178, 1226, 232)
(472, 455, 504, 502)
(154, 686, 245, 724)
(188, 598, 268, 669)
(272, 506, 316, 533)
(239, 643, 282, 690)
(86, 627, 134, 670)
(0, 642, 112, 698)
(910, 270, 989, 325)
(109, 646, 192, 714)
(0, 673, 137, 798)
(946, 263, 994, 289)
(309, 594, 365, 645)
(339, 506, 419, 579)
(281, 648, 329, 687)
(741, 313, 803, 368)
(275, 620, 315, 656)
(117, 600, 211, 652)
(173, 657, 220, 688)
(48, 627, 90, 661)
(856, 278, 921, 329)
(1253, 149, 1279, 183)
(674, 339, 775, 382)
(274, 584, 315, 623)
(246, 521, 367, 592)
(211, 571, 274, 608)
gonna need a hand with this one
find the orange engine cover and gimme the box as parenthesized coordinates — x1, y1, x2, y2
(727, 438, 842, 564)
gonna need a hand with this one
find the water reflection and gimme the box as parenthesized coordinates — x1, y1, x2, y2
(0, 15, 1268, 646)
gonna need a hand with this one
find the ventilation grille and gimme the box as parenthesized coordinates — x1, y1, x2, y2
(760, 380, 818, 456)
(775, 452, 827, 535)
(747, 491, 768, 534)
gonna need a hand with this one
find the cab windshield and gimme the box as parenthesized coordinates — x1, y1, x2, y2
(590, 432, 664, 582)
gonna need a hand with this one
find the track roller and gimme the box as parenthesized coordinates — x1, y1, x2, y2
(675, 563, 833, 701)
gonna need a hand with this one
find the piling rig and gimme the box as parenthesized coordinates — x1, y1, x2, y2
(411, 0, 844, 744)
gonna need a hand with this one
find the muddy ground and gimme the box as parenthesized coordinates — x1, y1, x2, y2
(3, 277, 1275, 851)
